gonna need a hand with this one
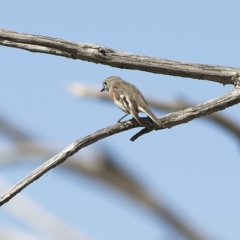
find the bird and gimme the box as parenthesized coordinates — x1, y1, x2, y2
(100, 76, 164, 128)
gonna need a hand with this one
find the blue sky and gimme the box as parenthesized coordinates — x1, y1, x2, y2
(0, 1, 240, 240)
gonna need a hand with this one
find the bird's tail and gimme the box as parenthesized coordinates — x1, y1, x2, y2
(140, 107, 164, 128)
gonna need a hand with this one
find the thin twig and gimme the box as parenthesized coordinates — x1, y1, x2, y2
(0, 28, 239, 85)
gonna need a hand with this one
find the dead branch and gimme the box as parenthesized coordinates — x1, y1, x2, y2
(1, 27, 240, 240)
(0, 116, 211, 240)
(70, 83, 240, 141)
(0, 28, 239, 85)
(0, 88, 239, 240)
(0, 88, 240, 207)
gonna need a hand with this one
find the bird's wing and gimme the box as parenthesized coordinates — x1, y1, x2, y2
(128, 84, 148, 107)
(112, 86, 124, 101)
(112, 86, 139, 113)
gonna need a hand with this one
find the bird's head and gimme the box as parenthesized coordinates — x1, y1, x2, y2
(100, 76, 120, 92)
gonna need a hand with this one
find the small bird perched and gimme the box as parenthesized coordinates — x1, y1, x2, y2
(100, 76, 164, 128)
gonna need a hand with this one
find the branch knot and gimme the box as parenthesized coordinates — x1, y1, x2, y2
(232, 73, 240, 89)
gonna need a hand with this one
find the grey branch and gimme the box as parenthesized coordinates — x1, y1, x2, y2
(1, 89, 239, 240)
(0, 28, 239, 85)
(70, 83, 240, 141)
(0, 119, 208, 240)
(1, 88, 240, 206)
(0, 116, 211, 240)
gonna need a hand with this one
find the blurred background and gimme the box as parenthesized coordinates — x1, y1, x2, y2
(0, 1, 240, 240)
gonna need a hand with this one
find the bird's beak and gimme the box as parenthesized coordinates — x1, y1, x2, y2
(100, 88, 105, 92)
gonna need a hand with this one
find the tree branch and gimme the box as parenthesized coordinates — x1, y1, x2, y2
(132, 88, 240, 141)
(0, 28, 239, 85)
(1, 88, 240, 206)
(70, 83, 240, 141)
(0, 116, 211, 240)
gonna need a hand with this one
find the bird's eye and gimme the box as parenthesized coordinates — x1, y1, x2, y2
(104, 82, 107, 85)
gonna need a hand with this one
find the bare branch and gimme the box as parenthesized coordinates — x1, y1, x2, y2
(132, 88, 240, 141)
(1, 88, 240, 207)
(0, 117, 213, 240)
(1, 27, 236, 240)
(0, 28, 239, 85)
(1, 89, 239, 240)
(70, 83, 240, 141)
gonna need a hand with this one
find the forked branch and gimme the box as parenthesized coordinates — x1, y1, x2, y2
(1, 88, 240, 206)
(69, 83, 240, 141)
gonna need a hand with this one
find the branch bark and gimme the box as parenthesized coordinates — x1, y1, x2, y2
(0, 28, 239, 85)
(1, 88, 240, 206)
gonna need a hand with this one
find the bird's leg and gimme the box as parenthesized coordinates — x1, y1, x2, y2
(117, 113, 129, 123)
